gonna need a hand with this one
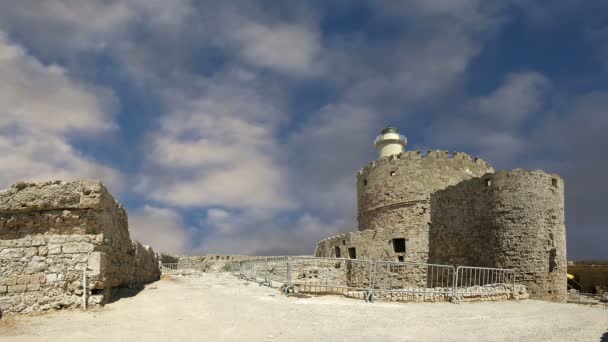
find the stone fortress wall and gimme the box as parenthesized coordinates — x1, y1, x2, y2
(177, 255, 252, 272)
(356, 150, 493, 263)
(315, 140, 567, 302)
(0, 180, 160, 315)
(429, 169, 566, 302)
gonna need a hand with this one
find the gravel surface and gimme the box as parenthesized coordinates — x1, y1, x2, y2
(1, 273, 606, 342)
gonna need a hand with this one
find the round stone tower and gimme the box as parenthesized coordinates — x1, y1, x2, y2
(356, 126, 494, 263)
(487, 170, 567, 302)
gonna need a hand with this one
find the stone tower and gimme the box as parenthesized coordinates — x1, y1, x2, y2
(314, 126, 567, 302)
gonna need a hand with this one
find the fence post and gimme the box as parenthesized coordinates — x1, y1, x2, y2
(286, 257, 292, 291)
(452, 267, 459, 304)
(512, 271, 516, 301)
(368, 260, 375, 303)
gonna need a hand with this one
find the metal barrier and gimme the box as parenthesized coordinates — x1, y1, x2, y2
(161, 262, 204, 276)
(453, 266, 516, 302)
(263, 256, 290, 286)
(370, 261, 455, 302)
(239, 259, 254, 280)
(286, 257, 373, 300)
(234, 257, 520, 304)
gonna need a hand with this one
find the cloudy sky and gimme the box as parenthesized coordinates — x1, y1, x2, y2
(0, 0, 606, 259)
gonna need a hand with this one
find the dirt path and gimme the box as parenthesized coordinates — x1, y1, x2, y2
(1, 273, 606, 342)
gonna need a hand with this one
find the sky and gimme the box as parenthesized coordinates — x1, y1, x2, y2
(0, 0, 606, 259)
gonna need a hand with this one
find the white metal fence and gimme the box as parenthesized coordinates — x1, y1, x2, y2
(163, 258, 519, 302)
(233, 257, 519, 303)
(452, 266, 516, 303)
(370, 261, 455, 302)
(288, 257, 373, 300)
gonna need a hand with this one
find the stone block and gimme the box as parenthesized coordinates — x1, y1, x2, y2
(31, 236, 46, 246)
(48, 245, 62, 254)
(87, 252, 107, 276)
(0, 248, 18, 259)
(27, 283, 40, 291)
(8, 285, 27, 293)
(38, 246, 48, 256)
(23, 247, 38, 258)
(49, 236, 66, 244)
(62, 242, 94, 254)
(0, 285, 7, 293)
(46, 273, 58, 283)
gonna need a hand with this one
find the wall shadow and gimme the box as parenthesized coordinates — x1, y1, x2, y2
(106, 285, 147, 304)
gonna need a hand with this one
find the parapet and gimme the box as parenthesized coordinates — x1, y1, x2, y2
(0, 180, 117, 213)
(357, 150, 494, 178)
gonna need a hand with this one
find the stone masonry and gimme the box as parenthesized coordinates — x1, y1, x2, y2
(0, 180, 160, 315)
(429, 169, 567, 302)
(315, 134, 567, 302)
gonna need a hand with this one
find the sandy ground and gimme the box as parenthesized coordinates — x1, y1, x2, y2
(0, 273, 606, 342)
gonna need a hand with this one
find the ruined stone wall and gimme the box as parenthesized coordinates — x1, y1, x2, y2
(177, 255, 252, 272)
(429, 170, 567, 302)
(0, 180, 160, 315)
(356, 150, 494, 263)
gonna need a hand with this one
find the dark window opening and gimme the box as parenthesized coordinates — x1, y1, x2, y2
(390, 171, 396, 176)
(363, 179, 368, 186)
(485, 179, 492, 187)
(398, 256, 404, 262)
(348, 247, 357, 259)
(334, 246, 341, 258)
(392, 238, 406, 253)
(342, 240, 346, 245)
(551, 178, 558, 187)
(91, 289, 104, 295)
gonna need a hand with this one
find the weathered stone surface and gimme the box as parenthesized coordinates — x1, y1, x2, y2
(315, 148, 567, 303)
(0, 180, 161, 316)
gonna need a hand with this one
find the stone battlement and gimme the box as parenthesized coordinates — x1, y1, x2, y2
(0, 180, 117, 214)
(357, 150, 493, 178)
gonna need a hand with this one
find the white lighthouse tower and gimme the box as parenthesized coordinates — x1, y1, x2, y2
(373, 126, 407, 158)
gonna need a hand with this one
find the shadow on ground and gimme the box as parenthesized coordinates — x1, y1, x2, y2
(107, 285, 147, 304)
(601, 331, 608, 342)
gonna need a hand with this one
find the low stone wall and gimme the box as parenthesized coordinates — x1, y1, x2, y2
(0, 180, 160, 316)
(177, 255, 258, 272)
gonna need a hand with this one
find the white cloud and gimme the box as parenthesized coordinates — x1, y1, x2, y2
(129, 205, 194, 255)
(231, 22, 323, 76)
(0, 32, 121, 190)
(136, 71, 294, 210)
(0, 33, 115, 134)
(477, 72, 550, 126)
(200, 210, 343, 255)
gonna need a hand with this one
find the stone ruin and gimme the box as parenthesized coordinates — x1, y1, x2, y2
(315, 128, 567, 302)
(0, 180, 160, 316)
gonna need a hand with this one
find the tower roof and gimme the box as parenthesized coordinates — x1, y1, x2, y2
(380, 126, 399, 134)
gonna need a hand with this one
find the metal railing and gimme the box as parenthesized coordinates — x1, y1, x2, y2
(233, 257, 520, 304)
(453, 266, 516, 302)
(161, 262, 204, 276)
(370, 261, 455, 302)
(287, 257, 374, 300)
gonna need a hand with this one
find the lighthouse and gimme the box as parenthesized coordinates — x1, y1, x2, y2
(373, 126, 407, 158)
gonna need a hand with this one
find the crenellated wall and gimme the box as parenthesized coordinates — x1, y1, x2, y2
(429, 169, 567, 302)
(353, 150, 493, 263)
(314, 148, 568, 302)
(0, 180, 160, 315)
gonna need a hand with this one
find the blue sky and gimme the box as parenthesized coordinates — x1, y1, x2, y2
(0, 0, 606, 259)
